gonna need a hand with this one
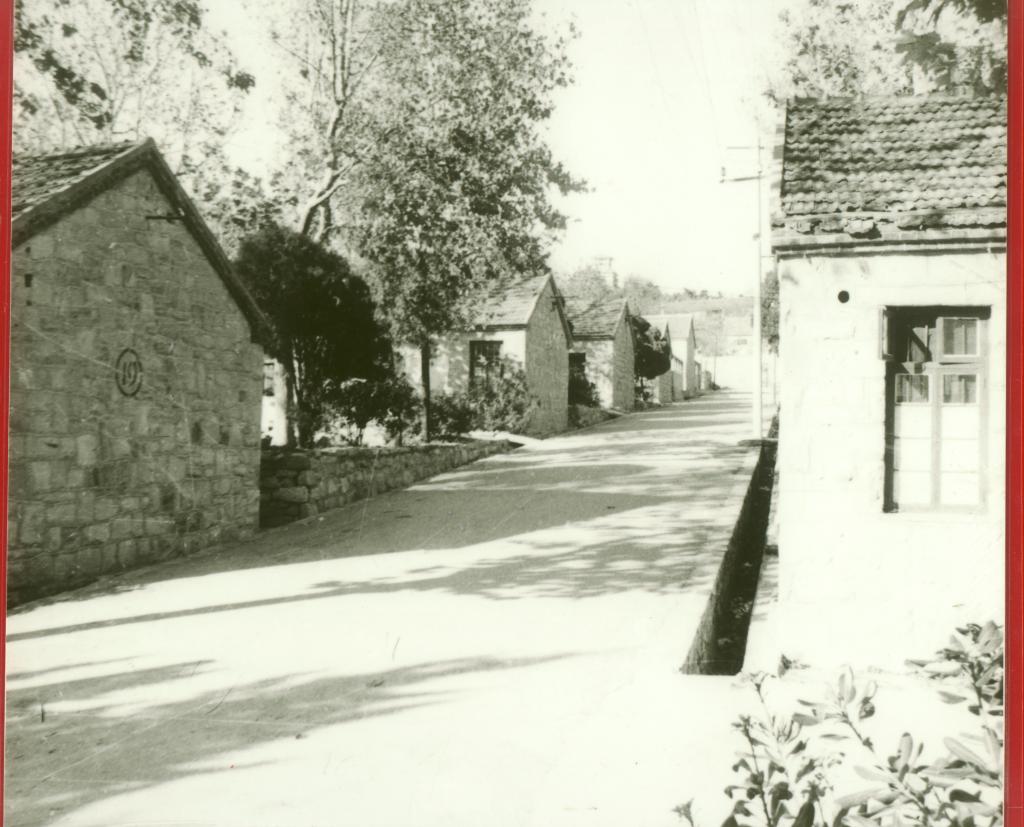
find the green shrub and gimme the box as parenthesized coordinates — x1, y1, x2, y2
(431, 392, 476, 439)
(569, 369, 599, 407)
(678, 622, 1005, 827)
(330, 376, 422, 445)
(467, 364, 534, 432)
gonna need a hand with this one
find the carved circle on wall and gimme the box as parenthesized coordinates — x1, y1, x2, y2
(115, 348, 143, 397)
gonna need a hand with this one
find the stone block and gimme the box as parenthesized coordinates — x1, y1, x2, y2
(275, 486, 309, 504)
(85, 523, 111, 544)
(28, 462, 52, 493)
(77, 434, 99, 466)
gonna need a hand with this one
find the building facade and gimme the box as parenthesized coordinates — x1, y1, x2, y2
(8, 140, 271, 604)
(771, 96, 1006, 666)
(399, 274, 572, 436)
(566, 298, 635, 411)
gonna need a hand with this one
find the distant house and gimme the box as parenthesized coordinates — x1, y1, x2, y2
(565, 298, 635, 411)
(645, 313, 699, 399)
(8, 139, 272, 604)
(771, 95, 1006, 666)
(399, 273, 572, 436)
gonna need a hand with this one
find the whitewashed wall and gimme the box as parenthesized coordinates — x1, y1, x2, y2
(776, 249, 1005, 668)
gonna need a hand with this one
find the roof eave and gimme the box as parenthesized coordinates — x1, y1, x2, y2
(12, 139, 277, 351)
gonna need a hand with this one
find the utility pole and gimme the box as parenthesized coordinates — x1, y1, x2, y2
(721, 133, 765, 441)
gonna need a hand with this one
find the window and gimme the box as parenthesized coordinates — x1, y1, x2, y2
(882, 307, 989, 511)
(469, 341, 502, 388)
(263, 360, 276, 397)
(569, 352, 586, 377)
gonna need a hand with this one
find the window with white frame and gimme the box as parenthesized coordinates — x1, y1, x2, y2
(882, 307, 989, 512)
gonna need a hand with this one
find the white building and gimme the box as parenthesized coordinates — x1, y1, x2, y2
(771, 95, 1006, 667)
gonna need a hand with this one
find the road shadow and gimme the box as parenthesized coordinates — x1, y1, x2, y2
(6, 652, 574, 827)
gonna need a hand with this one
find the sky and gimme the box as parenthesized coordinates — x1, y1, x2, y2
(209, 0, 794, 297)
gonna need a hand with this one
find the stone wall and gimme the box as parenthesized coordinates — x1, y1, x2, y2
(523, 277, 570, 435)
(611, 315, 636, 411)
(776, 250, 1005, 668)
(260, 440, 514, 527)
(8, 169, 264, 606)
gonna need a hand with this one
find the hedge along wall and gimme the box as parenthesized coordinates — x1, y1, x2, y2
(260, 441, 515, 528)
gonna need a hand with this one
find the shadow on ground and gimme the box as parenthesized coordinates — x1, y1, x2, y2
(6, 653, 575, 827)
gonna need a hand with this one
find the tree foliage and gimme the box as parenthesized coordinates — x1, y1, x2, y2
(632, 315, 671, 381)
(234, 223, 392, 447)
(267, 0, 582, 437)
(14, 0, 255, 190)
(767, 0, 1006, 101)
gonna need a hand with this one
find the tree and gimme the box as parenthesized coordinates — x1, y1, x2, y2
(621, 276, 665, 316)
(631, 316, 671, 381)
(766, 0, 1006, 100)
(234, 223, 392, 447)
(13, 0, 255, 196)
(766, 0, 912, 102)
(895, 0, 1007, 94)
(350, 0, 582, 439)
(560, 265, 613, 307)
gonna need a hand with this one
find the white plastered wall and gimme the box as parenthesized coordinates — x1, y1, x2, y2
(776, 249, 1005, 668)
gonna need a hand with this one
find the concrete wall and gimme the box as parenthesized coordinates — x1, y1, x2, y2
(8, 169, 264, 605)
(397, 279, 570, 436)
(260, 441, 514, 527)
(776, 249, 1005, 668)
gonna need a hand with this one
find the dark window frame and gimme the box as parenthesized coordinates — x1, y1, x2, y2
(882, 306, 990, 513)
(469, 340, 502, 389)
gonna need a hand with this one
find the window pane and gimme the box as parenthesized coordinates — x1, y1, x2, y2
(942, 318, 978, 356)
(896, 374, 929, 404)
(901, 322, 935, 362)
(942, 374, 977, 404)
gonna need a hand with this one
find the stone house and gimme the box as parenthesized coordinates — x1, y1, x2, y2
(771, 96, 1006, 666)
(566, 298, 636, 412)
(645, 313, 699, 399)
(8, 139, 273, 605)
(398, 273, 572, 436)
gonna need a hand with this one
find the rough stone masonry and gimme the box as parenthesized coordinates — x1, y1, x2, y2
(8, 162, 265, 606)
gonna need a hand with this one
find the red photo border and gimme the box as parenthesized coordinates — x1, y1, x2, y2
(1007, 1, 1022, 823)
(0, 0, 1019, 822)
(1, 0, 14, 811)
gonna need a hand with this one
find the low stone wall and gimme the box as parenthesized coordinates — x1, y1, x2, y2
(569, 405, 614, 429)
(260, 440, 514, 528)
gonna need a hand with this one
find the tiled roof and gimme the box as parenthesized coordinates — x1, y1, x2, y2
(775, 95, 1006, 246)
(565, 297, 627, 339)
(12, 141, 140, 218)
(474, 273, 551, 328)
(11, 138, 275, 348)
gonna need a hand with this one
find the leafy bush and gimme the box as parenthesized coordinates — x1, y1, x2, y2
(569, 369, 599, 407)
(329, 376, 422, 445)
(431, 393, 476, 439)
(678, 622, 1005, 827)
(467, 364, 534, 433)
(431, 363, 536, 438)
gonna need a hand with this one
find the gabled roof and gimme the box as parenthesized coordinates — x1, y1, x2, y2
(474, 273, 551, 328)
(473, 273, 573, 342)
(773, 95, 1006, 251)
(12, 139, 274, 347)
(565, 297, 628, 340)
(643, 313, 696, 347)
